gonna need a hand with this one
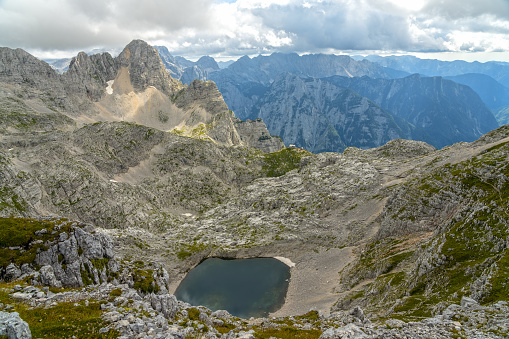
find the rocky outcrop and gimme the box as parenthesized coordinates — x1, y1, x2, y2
(0, 216, 170, 293)
(234, 118, 284, 153)
(0, 312, 31, 339)
(175, 79, 230, 119)
(63, 51, 117, 101)
(0, 47, 59, 90)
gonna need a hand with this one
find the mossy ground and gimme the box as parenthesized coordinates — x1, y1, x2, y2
(0, 282, 118, 338)
(0, 216, 74, 269)
(262, 147, 311, 177)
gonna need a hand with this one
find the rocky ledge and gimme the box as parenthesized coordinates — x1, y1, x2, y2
(1, 282, 508, 338)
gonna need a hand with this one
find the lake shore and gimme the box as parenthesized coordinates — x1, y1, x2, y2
(270, 247, 355, 317)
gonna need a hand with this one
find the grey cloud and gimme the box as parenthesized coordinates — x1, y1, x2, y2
(252, 1, 426, 51)
(0, 0, 212, 52)
(422, 0, 509, 20)
(1, 0, 509, 59)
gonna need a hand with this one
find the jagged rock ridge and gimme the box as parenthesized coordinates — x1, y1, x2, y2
(0, 40, 283, 152)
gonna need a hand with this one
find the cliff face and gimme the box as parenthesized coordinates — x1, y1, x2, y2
(326, 74, 499, 148)
(253, 73, 416, 153)
(116, 40, 180, 94)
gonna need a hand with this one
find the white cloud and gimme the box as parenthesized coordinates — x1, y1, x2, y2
(0, 0, 508, 61)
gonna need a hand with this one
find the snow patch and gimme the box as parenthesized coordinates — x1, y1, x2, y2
(274, 256, 296, 267)
(105, 80, 114, 95)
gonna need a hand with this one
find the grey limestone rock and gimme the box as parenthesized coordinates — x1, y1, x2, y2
(234, 118, 284, 153)
(39, 265, 61, 288)
(116, 39, 179, 94)
(319, 323, 367, 339)
(349, 306, 365, 322)
(460, 296, 479, 308)
(4, 264, 21, 281)
(149, 294, 178, 319)
(63, 51, 117, 101)
(0, 312, 32, 339)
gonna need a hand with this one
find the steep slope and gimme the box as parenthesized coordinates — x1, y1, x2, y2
(335, 126, 509, 319)
(444, 73, 509, 111)
(326, 74, 499, 148)
(496, 106, 509, 126)
(253, 73, 421, 153)
(153, 45, 184, 79)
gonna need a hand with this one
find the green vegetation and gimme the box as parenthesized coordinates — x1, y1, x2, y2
(176, 242, 210, 260)
(253, 326, 321, 339)
(0, 282, 118, 338)
(295, 310, 320, 321)
(262, 147, 311, 177)
(132, 268, 159, 294)
(213, 322, 236, 334)
(187, 307, 200, 320)
(109, 288, 122, 298)
(0, 217, 74, 269)
(81, 263, 95, 286)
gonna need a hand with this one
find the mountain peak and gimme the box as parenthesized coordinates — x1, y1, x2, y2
(196, 56, 219, 71)
(117, 39, 177, 93)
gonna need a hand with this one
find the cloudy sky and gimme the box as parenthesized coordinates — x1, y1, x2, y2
(1, 0, 509, 62)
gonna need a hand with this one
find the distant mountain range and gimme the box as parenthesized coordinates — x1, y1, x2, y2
(325, 74, 498, 149)
(43, 45, 507, 153)
(360, 55, 509, 88)
(204, 53, 499, 152)
(251, 73, 427, 153)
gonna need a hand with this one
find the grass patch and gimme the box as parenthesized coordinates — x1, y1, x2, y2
(0, 216, 74, 269)
(0, 282, 118, 338)
(254, 326, 321, 339)
(176, 242, 209, 260)
(295, 310, 320, 321)
(18, 301, 119, 338)
(187, 307, 200, 321)
(262, 148, 311, 177)
(214, 322, 236, 334)
(132, 269, 159, 294)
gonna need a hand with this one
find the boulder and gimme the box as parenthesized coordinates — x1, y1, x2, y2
(149, 294, 178, 319)
(0, 312, 32, 339)
(460, 296, 479, 308)
(4, 264, 21, 281)
(39, 265, 62, 288)
(319, 323, 367, 339)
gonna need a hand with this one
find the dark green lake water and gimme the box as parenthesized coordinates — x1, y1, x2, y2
(174, 257, 291, 318)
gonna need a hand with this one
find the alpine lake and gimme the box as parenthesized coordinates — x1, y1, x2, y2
(174, 257, 291, 318)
